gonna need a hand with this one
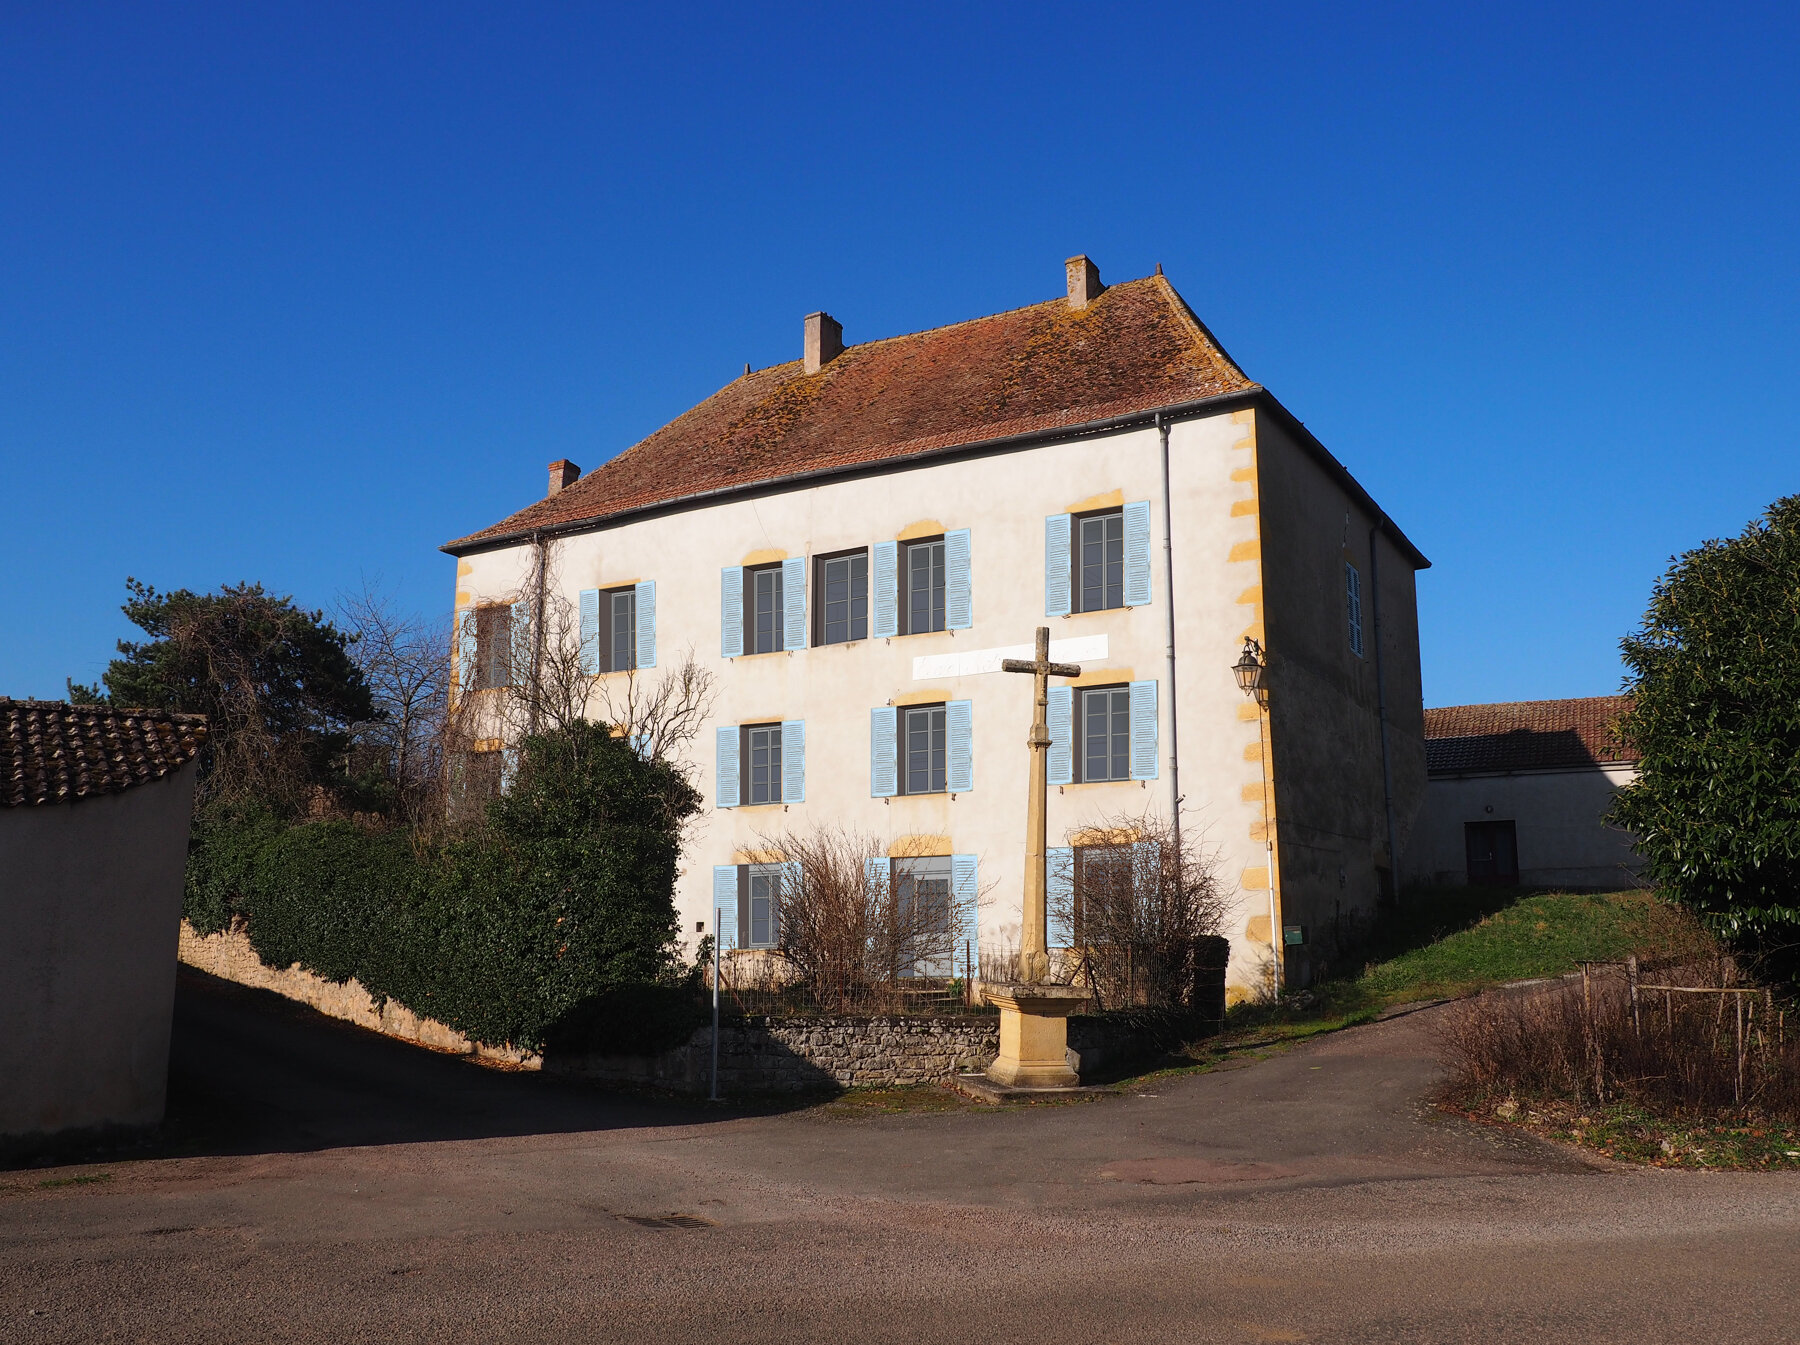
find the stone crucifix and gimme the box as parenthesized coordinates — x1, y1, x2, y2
(1001, 626, 1082, 984)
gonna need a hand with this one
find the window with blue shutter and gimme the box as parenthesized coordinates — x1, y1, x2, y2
(781, 719, 805, 803)
(635, 580, 657, 668)
(945, 528, 972, 629)
(951, 854, 979, 975)
(712, 865, 740, 946)
(1122, 500, 1152, 607)
(871, 541, 899, 638)
(870, 706, 898, 797)
(1129, 680, 1159, 781)
(721, 566, 744, 658)
(946, 699, 973, 794)
(1044, 514, 1072, 617)
(1047, 685, 1074, 786)
(1047, 846, 1075, 948)
(715, 725, 739, 807)
(782, 556, 807, 651)
(579, 590, 601, 675)
(744, 863, 783, 949)
(455, 609, 477, 694)
(864, 856, 888, 896)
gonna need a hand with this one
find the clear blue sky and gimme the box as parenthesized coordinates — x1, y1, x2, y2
(5, 2, 1795, 706)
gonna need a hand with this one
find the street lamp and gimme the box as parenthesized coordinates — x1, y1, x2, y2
(1231, 637, 1282, 992)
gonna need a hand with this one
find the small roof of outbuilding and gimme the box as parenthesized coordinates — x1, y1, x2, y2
(1, 699, 208, 808)
(1424, 696, 1637, 776)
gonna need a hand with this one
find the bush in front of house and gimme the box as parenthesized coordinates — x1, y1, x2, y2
(1611, 494, 1800, 966)
(185, 719, 703, 1051)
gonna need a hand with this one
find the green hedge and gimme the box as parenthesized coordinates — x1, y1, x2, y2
(185, 721, 703, 1051)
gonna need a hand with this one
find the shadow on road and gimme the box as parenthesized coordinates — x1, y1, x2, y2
(20, 968, 788, 1169)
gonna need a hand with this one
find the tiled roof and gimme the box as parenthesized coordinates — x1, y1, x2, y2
(2, 699, 208, 808)
(446, 273, 1258, 552)
(1424, 697, 1637, 776)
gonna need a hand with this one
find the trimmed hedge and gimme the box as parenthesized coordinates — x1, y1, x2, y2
(185, 721, 703, 1051)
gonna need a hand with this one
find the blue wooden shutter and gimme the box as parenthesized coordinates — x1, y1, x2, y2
(712, 865, 739, 945)
(872, 541, 899, 638)
(864, 856, 888, 896)
(715, 725, 739, 807)
(951, 854, 979, 974)
(1044, 513, 1072, 617)
(946, 698, 973, 794)
(578, 589, 601, 674)
(781, 719, 805, 803)
(455, 609, 476, 693)
(782, 556, 807, 650)
(945, 528, 972, 629)
(721, 566, 744, 658)
(1129, 680, 1159, 780)
(1123, 500, 1152, 607)
(1047, 685, 1074, 786)
(500, 746, 519, 795)
(511, 599, 532, 686)
(778, 861, 800, 944)
(1047, 846, 1075, 948)
(636, 581, 657, 669)
(870, 706, 898, 797)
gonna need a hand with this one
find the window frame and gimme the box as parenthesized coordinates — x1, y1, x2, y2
(743, 563, 785, 656)
(1071, 843, 1134, 945)
(473, 604, 514, 690)
(740, 722, 784, 806)
(1070, 508, 1127, 614)
(1075, 683, 1132, 783)
(899, 535, 947, 636)
(889, 854, 954, 977)
(594, 585, 637, 673)
(742, 862, 785, 949)
(813, 547, 870, 647)
(896, 702, 948, 796)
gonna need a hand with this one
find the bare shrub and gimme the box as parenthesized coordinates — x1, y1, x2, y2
(1442, 945, 1800, 1122)
(337, 580, 449, 824)
(746, 826, 976, 1013)
(1050, 809, 1229, 1009)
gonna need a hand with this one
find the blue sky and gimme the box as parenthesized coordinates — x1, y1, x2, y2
(4, 2, 1795, 705)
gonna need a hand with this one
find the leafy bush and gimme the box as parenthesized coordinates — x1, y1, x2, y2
(185, 720, 702, 1050)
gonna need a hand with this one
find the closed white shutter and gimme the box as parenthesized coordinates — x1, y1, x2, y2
(715, 725, 739, 807)
(511, 599, 532, 687)
(1047, 685, 1074, 786)
(872, 541, 899, 638)
(636, 581, 657, 669)
(951, 854, 979, 978)
(870, 706, 898, 797)
(945, 528, 972, 629)
(782, 556, 807, 650)
(1123, 500, 1152, 606)
(781, 719, 805, 803)
(1129, 680, 1159, 781)
(579, 589, 602, 675)
(455, 609, 477, 694)
(1044, 514, 1072, 617)
(1047, 846, 1075, 948)
(946, 699, 973, 794)
(721, 567, 744, 658)
(864, 856, 889, 897)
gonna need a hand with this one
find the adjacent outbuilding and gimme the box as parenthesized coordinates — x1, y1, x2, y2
(1, 699, 207, 1150)
(1407, 696, 1642, 890)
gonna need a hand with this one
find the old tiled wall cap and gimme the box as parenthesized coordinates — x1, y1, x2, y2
(1424, 696, 1637, 776)
(1, 698, 209, 807)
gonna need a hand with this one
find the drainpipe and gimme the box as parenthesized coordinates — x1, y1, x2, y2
(1157, 413, 1183, 855)
(531, 529, 549, 735)
(1368, 521, 1400, 905)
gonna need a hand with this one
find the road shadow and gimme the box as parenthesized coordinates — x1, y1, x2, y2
(8, 968, 800, 1171)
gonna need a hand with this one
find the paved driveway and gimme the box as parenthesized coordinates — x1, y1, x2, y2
(4, 970, 1798, 1343)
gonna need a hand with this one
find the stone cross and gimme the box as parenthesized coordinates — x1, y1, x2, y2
(1001, 626, 1082, 983)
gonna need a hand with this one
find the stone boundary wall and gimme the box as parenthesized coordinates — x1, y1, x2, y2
(177, 921, 540, 1067)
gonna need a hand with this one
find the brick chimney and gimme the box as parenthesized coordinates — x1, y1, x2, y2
(547, 459, 580, 498)
(804, 312, 844, 373)
(1065, 255, 1103, 309)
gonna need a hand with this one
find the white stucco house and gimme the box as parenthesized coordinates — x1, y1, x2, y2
(0, 699, 206, 1148)
(1409, 696, 1644, 891)
(442, 256, 1430, 998)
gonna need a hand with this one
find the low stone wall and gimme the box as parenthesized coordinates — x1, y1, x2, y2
(549, 1014, 1002, 1093)
(177, 921, 540, 1068)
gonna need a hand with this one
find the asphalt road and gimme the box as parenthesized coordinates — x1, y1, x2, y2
(4, 969, 1799, 1343)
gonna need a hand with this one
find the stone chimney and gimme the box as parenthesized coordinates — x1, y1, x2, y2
(1065, 255, 1104, 309)
(804, 312, 844, 374)
(547, 459, 580, 498)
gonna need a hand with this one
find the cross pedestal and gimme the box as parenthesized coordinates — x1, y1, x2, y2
(982, 983, 1091, 1088)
